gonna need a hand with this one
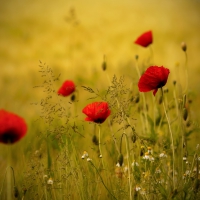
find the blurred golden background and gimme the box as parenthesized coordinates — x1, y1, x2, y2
(0, 0, 200, 134)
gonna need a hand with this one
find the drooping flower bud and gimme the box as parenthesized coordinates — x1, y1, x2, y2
(102, 55, 107, 71)
(183, 108, 188, 121)
(181, 42, 187, 52)
(118, 154, 124, 167)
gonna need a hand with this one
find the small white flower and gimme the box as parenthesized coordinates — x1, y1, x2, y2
(147, 147, 152, 154)
(149, 156, 154, 162)
(183, 157, 187, 161)
(116, 162, 121, 167)
(185, 170, 191, 175)
(47, 178, 53, 185)
(124, 165, 128, 173)
(140, 189, 146, 195)
(43, 175, 48, 179)
(159, 152, 167, 158)
(99, 154, 102, 158)
(143, 153, 149, 160)
(135, 186, 141, 191)
(132, 161, 139, 167)
(155, 168, 161, 173)
(81, 151, 89, 159)
(87, 158, 92, 162)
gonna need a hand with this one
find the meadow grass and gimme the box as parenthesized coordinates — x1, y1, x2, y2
(0, 0, 200, 199)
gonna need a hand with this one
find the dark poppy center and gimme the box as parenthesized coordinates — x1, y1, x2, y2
(157, 81, 166, 88)
(94, 118, 105, 124)
(0, 130, 19, 144)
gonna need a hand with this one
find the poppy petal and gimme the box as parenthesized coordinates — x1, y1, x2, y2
(82, 102, 111, 124)
(57, 80, 75, 97)
(138, 66, 170, 96)
(135, 31, 153, 47)
(0, 110, 27, 144)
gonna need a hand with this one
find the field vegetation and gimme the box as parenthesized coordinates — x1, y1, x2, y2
(0, 0, 200, 199)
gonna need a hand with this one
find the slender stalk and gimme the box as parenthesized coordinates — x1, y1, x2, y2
(135, 59, 149, 132)
(98, 125, 105, 170)
(161, 88, 175, 190)
(7, 145, 12, 200)
(124, 133, 132, 200)
(0, 166, 16, 199)
(183, 51, 188, 94)
(89, 161, 117, 200)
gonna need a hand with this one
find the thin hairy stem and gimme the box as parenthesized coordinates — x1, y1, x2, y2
(161, 88, 175, 190)
(89, 161, 117, 200)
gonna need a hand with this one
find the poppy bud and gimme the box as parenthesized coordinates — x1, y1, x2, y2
(23, 188, 27, 195)
(183, 94, 187, 108)
(14, 186, 19, 198)
(135, 55, 139, 60)
(102, 61, 107, 71)
(181, 42, 187, 52)
(173, 80, 177, 86)
(131, 134, 137, 143)
(70, 94, 76, 102)
(102, 55, 107, 71)
(186, 120, 191, 127)
(134, 95, 140, 103)
(164, 88, 168, 93)
(188, 99, 192, 104)
(140, 146, 145, 156)
(92, 135, 99, 146)
(183, 108, 188, 121)
(118, 154, 124, 167)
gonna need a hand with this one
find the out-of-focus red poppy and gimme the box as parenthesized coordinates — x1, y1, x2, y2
(82, 102, 111, 124)
(0, 110, 27, 144)
(138, 66, 170, 96)
(57, 80, 75, 97)
(134, 31, 153, 47)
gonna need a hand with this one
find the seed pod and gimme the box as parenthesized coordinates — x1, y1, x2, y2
(183, 108, 188, 121)
(118, 154, 124, 167)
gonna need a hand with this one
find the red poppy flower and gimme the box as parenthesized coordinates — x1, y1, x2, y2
(134, 30, 153, 47)
(0, 110, 27, 144)
(138, 66, 170, 96)
(57, 80, 75, 97)
(82, 102, 111, 124)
